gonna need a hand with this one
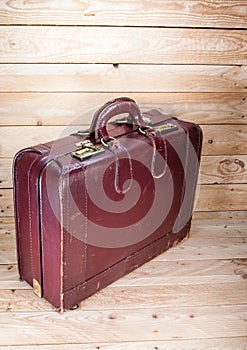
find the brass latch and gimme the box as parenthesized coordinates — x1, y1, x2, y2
(155, 122, 178, 134)
(33, 278, 42, 298)
(72, 140, 105, 161)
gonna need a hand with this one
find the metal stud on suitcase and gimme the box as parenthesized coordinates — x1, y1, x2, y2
(13, 97, 202, 311)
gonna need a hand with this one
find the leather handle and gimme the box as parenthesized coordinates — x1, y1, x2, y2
(89, 97, 147, 142)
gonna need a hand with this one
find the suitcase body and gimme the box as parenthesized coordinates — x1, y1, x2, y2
(13, 98, 202, 311)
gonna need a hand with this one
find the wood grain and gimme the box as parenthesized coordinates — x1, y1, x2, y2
(0, 189, 13, 217)
(0, 0, 246, 28)
(0, 305, 246, 345)
(1, 218, 247, 263)
(196, 184, 247, 211)
(0, 228, 16, 264)
(201, 125, 247, 156)
(0, 338, 246, 350)
(193, 210, 247, 220)
(0, 92, 246, 124)
(199, 155, 247, 184)
(1, 184, 247, 218)
(0, 158, 13, 188)
(0, 64, 246, 92)
(0, 125, 246, 158)
(1, 257, 246, 289)
(155, 236, 247, 261)
(0, 259, 247, 294)
(1, 216, 246, 239)
(82, 282, 247, 310)
(0, 125, 83, 159)
(190, 220, 247, 237)
(0, 218, 246, 346)
(0, 216, 14, 235)
(2, 155, 246, 189)
(0, 27, 246, 64)
(0, 282, 246, 312)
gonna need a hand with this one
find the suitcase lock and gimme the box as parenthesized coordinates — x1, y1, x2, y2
(72, 140, 105, 161)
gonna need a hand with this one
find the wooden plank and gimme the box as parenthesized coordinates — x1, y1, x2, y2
(0, 306, 246, 345)
(1, 258, 246, 289)
(0, 0, 246, 28)
(191, 221, 247, 238)
(155, 236, 247, 261)
(1, 218, 247, 263)
(0, 92, 247, 125)
(0, 282, 246, 313)
(193, 210, 247, 220)
(199, 155, 247, 184)
(0, 125, 82, 159)
(0, 228, 16, 264)
(0, 188, 13, 217)
(113, 258, 247, 286)
(1, 216, 246, 239)
(196, 184, 247, 211)
(0, 125, 247, 158)
(0, 65, 246, 92)
(0, 158, 13, 188)
(0, 27, 246, 64)
(1, 183, 247, 217)
(80, 282, 247, 310)
(0, 216, 14, 234)
(1, 338, 246, 350)
(0, 264, 30, 290)
(201, 125, 247, 156)
(2, 155, 247, 188)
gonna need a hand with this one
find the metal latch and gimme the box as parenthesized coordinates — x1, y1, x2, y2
(155, 122, 178, 134)
(71, 140, 105, 161)
(33, 278, 42, 298)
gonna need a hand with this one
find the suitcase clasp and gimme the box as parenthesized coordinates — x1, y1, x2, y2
(155, 123, 178, 134)
(72, 140, 105, 161)
(33, 278, 42, 298)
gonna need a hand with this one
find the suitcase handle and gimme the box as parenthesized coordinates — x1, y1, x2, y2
(89, 97, 147, 142)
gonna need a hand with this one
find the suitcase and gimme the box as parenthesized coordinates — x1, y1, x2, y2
(13, 97, 202, 312)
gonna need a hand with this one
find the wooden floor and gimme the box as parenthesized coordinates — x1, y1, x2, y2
(0, 216, 246, 349)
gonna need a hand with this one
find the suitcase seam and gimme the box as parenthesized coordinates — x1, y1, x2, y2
(83, 165, 88, 287)
(27, 157, 41, 281)
(13, 149, 43, 280)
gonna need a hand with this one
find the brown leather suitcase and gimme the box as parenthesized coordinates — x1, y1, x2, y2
(13, 97, 202, 312)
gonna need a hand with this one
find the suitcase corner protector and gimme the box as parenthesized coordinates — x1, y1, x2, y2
(33, 278, 42, 298)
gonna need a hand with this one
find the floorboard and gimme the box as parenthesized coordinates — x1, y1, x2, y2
(0, 219, 246, 348)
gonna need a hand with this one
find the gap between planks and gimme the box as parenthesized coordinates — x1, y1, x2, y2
(0, 0, 247, 28)
(0, 338, 246, 350)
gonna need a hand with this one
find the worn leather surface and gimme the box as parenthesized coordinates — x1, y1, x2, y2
(13, 97, 202, 311)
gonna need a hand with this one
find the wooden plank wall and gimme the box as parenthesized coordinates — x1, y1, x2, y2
(0, 0, 247, 218)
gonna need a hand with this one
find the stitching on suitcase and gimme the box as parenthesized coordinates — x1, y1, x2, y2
(83, 167, 88, 282)
(14, 157, 24, 276)
(27, 157, 41, 281)
(39, 167, 46, 290)
(64, 168, 70, 306)
(14, 150, 41, 278)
